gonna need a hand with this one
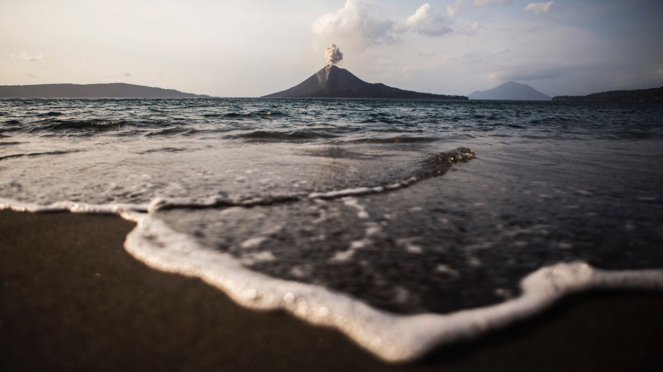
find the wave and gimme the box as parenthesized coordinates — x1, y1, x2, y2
(137, 147, 189, 154)
(28, 119, 126, 133)
(36, 111, 65, 117)
(529, 117, 583, 125)
(144, 127, 199, 136)
(224, 130, 338, 141)
(348, 136, 440, 144)
(2, 195, 662, 363)
(0, 149, 80, 161)
(203, 110, 289, 119)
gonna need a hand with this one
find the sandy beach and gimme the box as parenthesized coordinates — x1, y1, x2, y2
(1, 209, 662, 371)
(3, 0, 663, 369)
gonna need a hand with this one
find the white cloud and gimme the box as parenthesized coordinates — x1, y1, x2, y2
(456, 21, 482, 35)
(10, 51, 44, 62)
(473, 0, 511, 7)
(446, 0, 467, 17)
(406, 4, 452, 37)
(312, 0, 399, 49)
(312, 1, 452, 50)
(523, 1, 555, 15)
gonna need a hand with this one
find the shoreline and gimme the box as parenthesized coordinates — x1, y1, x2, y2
(1, 209, 662, 371)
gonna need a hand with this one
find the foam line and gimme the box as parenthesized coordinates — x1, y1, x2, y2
(3, 197, 661, 362)
(0, 197, 147, 214)
(119, 210, 663, 362)
(146, 147, 473, 211)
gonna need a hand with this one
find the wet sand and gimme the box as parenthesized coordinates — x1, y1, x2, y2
(1, 209, 662, 371)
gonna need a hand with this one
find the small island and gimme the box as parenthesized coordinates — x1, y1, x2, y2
(0, 83, 209, 98)
(553, 87, 663, 103)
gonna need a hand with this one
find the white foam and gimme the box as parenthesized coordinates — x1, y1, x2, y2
(119, 210, 663, 362)
(309, 186, 387, 200)
(343, 197, 371, 219)
(330, 249, 357, 262)
(143, 170, 429, 213)
(240, 237, 268, 249)
(397, 237, 423, 254)
(435, 264, 460, 277)
(241, 251, 276, 265)
(3, 197, 663, 363)
(0, 197, 147, 214)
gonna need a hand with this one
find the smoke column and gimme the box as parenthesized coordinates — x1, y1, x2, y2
(325, 44, 343, 65)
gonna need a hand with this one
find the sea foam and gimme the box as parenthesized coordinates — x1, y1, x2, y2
(3, 185, 663, 362)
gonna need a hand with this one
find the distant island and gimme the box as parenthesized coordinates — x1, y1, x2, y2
(553, 87, 663, 103)
(0, 83, 209, 98)
(264, 65, 466, 100)
(468, 81, 551, 101)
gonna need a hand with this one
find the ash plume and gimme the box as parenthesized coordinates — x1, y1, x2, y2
(325, 44, 344, 65)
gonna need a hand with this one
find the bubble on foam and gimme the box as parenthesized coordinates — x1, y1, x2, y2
(240, 236, 268, 249)
(343, 197, 370, 219)
(241, 251, 276, 265)
(435, 264, 460, 278)
(397, 237, 423, 254)
(289, 265, 312, 278)
(330, 248, 358, 262)
(394, 287, 410, 304)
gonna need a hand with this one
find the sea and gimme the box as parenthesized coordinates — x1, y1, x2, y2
(1, 98, 663, 361)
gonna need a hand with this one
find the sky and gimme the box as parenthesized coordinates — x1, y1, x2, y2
(1, 0, 662, 97)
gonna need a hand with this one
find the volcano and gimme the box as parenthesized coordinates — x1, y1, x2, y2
(264, 65, 466, 100)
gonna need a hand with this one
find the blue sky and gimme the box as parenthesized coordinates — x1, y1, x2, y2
(1, 0, 661, 96)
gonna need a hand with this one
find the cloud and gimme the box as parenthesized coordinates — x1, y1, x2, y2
(312, 1, 452, 50)
(488, 65, 569, 82)
(473, 0, 511, 7)
(446, 0, 467, 17)
(124, 72, 133, 77)
(456, 21, 482, 35)
(523, 1, 555, 15)
(405, 4, 452, 37)
(25, 73, 39, 78)
(10, 51, 44, 62)
(312, 0, 399, 48)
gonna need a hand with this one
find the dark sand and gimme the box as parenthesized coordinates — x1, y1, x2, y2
(1, 209, 662, 372)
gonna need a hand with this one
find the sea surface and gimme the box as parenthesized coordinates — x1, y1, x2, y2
(2, 98, 663, 361)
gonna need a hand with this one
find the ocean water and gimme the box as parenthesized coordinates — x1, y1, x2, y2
(2, 98, 663, 361)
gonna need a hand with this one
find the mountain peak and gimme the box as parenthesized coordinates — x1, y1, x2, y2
(469, 81, 551, 101)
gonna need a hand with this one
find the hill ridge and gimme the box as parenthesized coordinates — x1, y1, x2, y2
(0, 83, 209, 98)
(553, 87, 663, 103)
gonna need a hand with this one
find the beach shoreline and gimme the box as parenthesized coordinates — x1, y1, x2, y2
(1, 209, 662, 371)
